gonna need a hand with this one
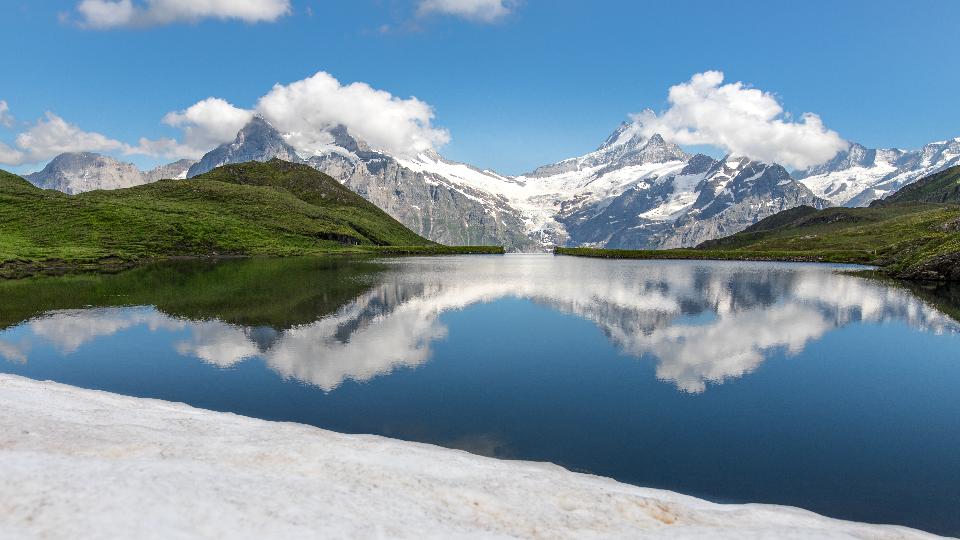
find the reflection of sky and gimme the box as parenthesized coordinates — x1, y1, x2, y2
(1, 256, 958, 393)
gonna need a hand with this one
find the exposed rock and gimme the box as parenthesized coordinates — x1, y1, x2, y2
(145, 159, 196, 182)
(26, 152, 145, 194)
(898, 252, 960, 281)
(25, 153, 195, 194)
(187, 116, 303, 178)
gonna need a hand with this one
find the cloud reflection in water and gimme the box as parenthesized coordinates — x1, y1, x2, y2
(2, 256, 957, 393)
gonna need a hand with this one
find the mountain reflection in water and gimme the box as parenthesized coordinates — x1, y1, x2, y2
(1, 255, 957, 393)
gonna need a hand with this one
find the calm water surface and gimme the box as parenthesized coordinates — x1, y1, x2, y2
(1, 255, 959, 536)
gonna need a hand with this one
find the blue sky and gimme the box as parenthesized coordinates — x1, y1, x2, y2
(1, 0, 958, 175)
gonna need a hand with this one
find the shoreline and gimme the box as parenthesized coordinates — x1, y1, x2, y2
(0, 374, 942, 539)
(0, 245, 505, 280)
(553, 246, 958, 282)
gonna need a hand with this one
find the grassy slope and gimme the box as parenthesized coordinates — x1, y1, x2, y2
(0, 161, 502, 276)
(556, 201, 960, 280)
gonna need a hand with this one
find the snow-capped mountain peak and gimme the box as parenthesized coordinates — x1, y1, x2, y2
(187, 116, 301, 178)
(797, 138, 960, 206)
(597, 119, 647, 150)
(526, 122, 688, 180)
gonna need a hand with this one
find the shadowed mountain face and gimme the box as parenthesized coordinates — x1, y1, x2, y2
(187, 117, 302, 178)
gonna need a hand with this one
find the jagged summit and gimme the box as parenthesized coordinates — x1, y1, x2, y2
(681, 154, 718, 175)
(597, 111, 659, 150)
(597, 120, 647, 151)
(599, 121, 634, 149)
(626, 133, 687, 166)
(797, 138, 960, 206)
(325, 124, 370, 154)
(590, 120, 686, 166)
(238, 115, 280, 139)
(801, 142, 877, 177)
(187, 116, 301, 178)
(527, 122, 687, 179)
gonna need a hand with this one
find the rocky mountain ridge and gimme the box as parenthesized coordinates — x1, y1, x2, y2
(25, 153, 194, 195)
(26, 117, 957, 251)
(797, 138, 960, 206)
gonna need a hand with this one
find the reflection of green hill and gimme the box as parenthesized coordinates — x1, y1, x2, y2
(0, 257, 384, 330)
(900, 281, 960, 324)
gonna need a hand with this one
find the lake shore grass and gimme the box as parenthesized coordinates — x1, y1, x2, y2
(555, 202, 960, 281)
(553, 246, 863, 264)
(0, 245, 505, 280)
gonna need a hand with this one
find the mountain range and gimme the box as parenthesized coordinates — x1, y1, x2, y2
(26, 153, 195, 194)
(21, 118, 960, 251)
(180, 117, 830, 251)
(796, 138, 960, 206)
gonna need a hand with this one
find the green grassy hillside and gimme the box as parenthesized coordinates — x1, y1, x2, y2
(0, 160, 501, 278)
(556, 199, 960, 281)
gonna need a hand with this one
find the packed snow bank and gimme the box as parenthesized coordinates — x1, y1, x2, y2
(0, 375, 939, 539)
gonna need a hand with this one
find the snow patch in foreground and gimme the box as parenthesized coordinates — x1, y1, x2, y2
(0, 374, 940, 539)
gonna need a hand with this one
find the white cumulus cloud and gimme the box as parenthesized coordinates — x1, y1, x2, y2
(132, 97, 253, 159)
(147, 97, 255, 158)
(255, 71, 450, 156)
(17, 113, 129, 158)
(0, 72, 451, 166)
(633, 71, 848, 170)
(0, 101, 14, 128)
(417, 0, 514, 22)
(0, 143, 23, 166)
(146, 72, 450, 158)
(0, 111, 130, 166)
(75, 0, 291, 29)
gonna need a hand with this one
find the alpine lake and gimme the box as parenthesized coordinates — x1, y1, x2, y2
(2, 254, 958, 536)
